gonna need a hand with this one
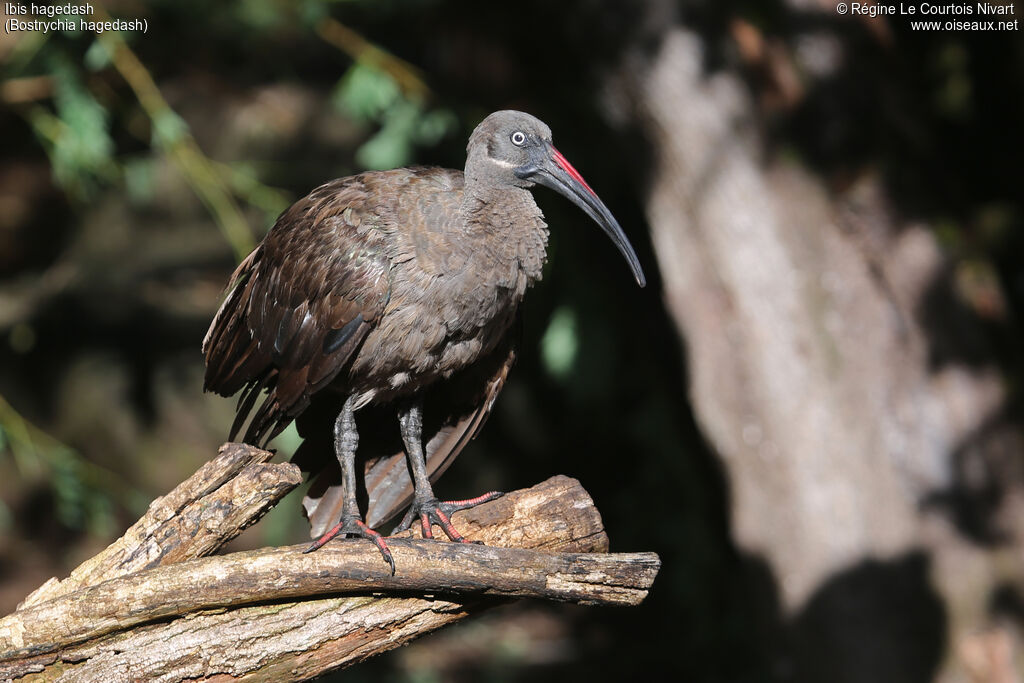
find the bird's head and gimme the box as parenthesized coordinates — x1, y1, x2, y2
(467, 110, 646, 287)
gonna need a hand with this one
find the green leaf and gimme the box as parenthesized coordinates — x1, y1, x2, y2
(414, 109, 457, 145)
(540, 306, 579, 380)
(356, 100, 419, 169)
(299, 0, 329, 27)
(83, 40, 112, 71)
(238, 0, 285, 30)
(51, 447, 86, 529)
(123, 157, 156, 204)
(356, 128, 413, 170)
(151, 108, 190, 148)
(334, 62, 401, 121)
(36, 59, 116, 198)
(334, 61, 457, 170)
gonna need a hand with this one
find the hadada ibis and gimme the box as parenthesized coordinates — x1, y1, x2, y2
(203, 110, 646, 573)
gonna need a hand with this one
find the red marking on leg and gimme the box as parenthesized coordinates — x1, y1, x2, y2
(420, 513, 433, 539)
(304, 520, 345, 553)
(445, 491, 503, 509)
(434, 508, 467, 543)
(358, 520, 395, 575)
(303, 518, 395, 574)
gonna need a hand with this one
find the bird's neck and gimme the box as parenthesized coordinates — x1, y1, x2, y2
(458, 179, 549, 286)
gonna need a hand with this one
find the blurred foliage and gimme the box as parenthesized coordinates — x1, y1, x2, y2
(29, 57, 116, 198)
(334, 62, 457, 170)
(0, 393, 145, 536)
(539, 305, 579, 380)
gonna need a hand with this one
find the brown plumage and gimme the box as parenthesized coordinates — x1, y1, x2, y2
(203, 110, 645, 572)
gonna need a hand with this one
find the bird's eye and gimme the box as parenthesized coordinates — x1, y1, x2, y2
(510, 131, 527, 146)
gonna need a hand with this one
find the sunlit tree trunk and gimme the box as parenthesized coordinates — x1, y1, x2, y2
(617, 26, 1022, 682)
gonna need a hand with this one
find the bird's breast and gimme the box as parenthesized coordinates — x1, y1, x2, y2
(343, 185, 548, 406)
(345, 259, 528, 406)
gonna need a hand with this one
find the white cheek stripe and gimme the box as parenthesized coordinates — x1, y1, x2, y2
(488, 156, 518, 169)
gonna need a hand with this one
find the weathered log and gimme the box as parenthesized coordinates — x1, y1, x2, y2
(2, 542, 659, 660)
(0, 444, 659, 681)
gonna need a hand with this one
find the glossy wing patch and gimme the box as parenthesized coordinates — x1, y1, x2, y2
(324, 315, 364, 355)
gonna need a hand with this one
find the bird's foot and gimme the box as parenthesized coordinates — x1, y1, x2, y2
(303, 514, 395, 575)
(393, 491, 504, 542)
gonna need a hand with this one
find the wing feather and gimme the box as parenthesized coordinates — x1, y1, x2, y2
(203, 175, 393, 446)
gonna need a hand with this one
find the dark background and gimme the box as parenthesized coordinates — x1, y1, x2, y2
(1, 1, 1021, 681)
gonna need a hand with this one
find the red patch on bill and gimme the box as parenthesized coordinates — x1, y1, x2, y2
(552, 147, 596, 197)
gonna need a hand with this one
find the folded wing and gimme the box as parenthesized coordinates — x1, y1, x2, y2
(203, 177, 393, 446)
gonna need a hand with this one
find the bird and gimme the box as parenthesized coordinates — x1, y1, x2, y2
(202, 110, 646, 573)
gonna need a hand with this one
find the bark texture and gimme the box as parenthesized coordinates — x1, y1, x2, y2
(0, 444, 657, 682)
(616, 22, 1022, 682)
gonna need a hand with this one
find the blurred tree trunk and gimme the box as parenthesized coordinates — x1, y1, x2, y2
(615, 25, 1022, 682)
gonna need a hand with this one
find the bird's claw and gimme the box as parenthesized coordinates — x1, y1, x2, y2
(393, 491, 504, 542)
(304, 514, 395, 575)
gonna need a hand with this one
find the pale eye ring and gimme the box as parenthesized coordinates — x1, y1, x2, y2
(510, 131, 527, 146)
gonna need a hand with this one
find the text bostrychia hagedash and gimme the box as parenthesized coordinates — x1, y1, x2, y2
(203, 110, 646, 573)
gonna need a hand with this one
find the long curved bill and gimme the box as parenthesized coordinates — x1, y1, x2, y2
(517, 142, 646, 287)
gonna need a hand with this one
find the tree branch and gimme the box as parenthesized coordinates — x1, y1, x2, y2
(0, 445, 660, 681)
(3, 542, 659, 661)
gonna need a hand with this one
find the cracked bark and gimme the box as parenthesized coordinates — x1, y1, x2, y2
(0, 443, 658, 682)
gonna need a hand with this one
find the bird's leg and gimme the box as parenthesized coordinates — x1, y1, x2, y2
(303, 396, 395, 574)
(392, 400, 503, 541)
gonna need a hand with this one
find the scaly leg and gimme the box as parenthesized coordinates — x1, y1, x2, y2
(303, 396, 395, 574)
(392, 399, 503, 540)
